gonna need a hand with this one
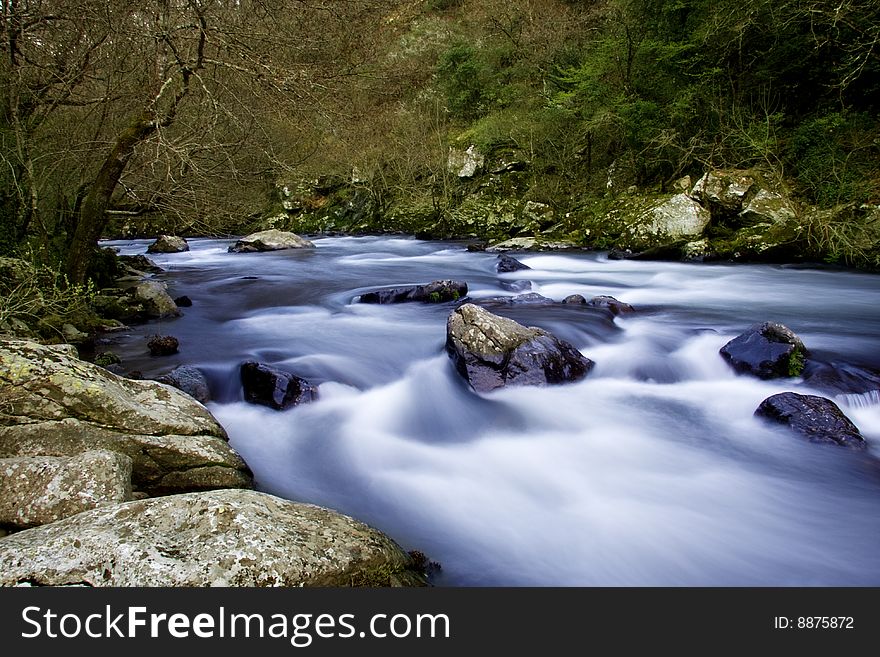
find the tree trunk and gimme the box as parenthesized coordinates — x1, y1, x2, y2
(66, 117, 157, 284)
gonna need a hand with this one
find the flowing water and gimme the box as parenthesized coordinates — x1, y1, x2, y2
(104, 236, 880, 586)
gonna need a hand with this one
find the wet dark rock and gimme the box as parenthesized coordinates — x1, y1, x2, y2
(147, 335, 179, 357)
(719, 322, 807, 379)
(446, 303, 594, 393)
(587, 295, 635, 315)
(500, 280, 532, 293)
(240, 361, 317, 410)
(174, 295, 193, 307)
(496, 254, 531, 273)
(754, 392, 865, 449)
(802, 360, 880, 396)
(147, 235, 189, 254)
(156, 365, 211, 404)
(562, 294, 587, 305)
(478, 293, 555, 306)
(358, 280, 467, 304)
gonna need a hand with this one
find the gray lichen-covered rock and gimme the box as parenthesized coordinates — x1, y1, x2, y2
(447, 144, 484, 178)
(0, 490, 427, 587)
(147, 235, 190, 254)
(446, 303, 594, 392)
(738, 189, 797, 226)
(0, 450, 132, 529)
(691, 170, 756, 214)
(134, 280, 181, 319)
(0, 339, 252, 495)
(641, 193, 711, 239)
(228, 229, 315, 253)
(719, 322, 807, 379)
(754, 392, 865, 449)
(486, 237, 577, 252)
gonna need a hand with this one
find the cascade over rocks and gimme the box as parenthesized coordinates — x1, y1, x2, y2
(446, 303, 594, 392)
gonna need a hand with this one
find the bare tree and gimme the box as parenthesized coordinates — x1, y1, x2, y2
(2, 0, 391, 281)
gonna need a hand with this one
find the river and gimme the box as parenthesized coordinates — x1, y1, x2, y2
(103, 236, 880, 585)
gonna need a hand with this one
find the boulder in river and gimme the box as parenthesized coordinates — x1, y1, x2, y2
(0, 489, 427, 586)
(156, 365, 210, 404)
(0, 450, 132, 529)
(754, 392, 865, 449)
(496, 254, 530, 273)
(562, 294, 587, 305)
(586, 295, 635, 315)
(446, 303, 594, 392)
(147, 235, 190, 254)
(133, 280, 181, 319)
(358, 280, 467, 304)
(719, 322, 807, 379)
(228, 229, 315, 253)
(147, 335, 179, 357)
(174, 295, 193, 307)
(477, 292, 555, 306)
(0, 339, 253, 495)
(240, 361, 317, 410)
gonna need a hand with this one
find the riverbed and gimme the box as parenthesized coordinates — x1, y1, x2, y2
(104, 236, 880, 585)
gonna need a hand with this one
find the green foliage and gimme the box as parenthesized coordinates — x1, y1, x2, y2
(789, 112, 879, 207)
(426, 0, 463, 9)
(788, 348, 805, 377)
(0, 255, 98, 336)
(437, 42, 494, 120)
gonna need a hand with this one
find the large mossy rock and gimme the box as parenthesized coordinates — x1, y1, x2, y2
(641, 193, 711, 239)
(690, 170, 756, 215)
(0, 450, 132, 529)
(133, 280, 181, 319)
(446, 303, 594, 392)
(754, 392, 865, 449)
(0, 340, 252, 495)
(719, 322, 807, 379)
(228, 229, 315, 253)
(0, 489, 427, 587)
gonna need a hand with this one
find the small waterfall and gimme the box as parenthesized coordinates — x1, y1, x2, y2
(838, 389, 880, 408)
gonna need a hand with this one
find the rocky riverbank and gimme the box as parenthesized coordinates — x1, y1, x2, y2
(0, 337, 428, 586)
